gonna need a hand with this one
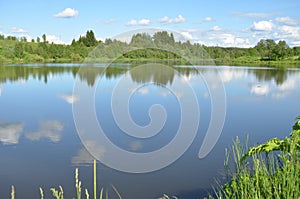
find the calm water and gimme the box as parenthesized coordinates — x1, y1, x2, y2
(0, 64, 300, 199)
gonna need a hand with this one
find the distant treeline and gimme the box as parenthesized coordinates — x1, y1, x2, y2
(1, 30, 300, 65)
(0, 64, 295, 87)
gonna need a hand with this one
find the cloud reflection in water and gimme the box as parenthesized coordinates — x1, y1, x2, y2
(0, 122, 24, 145)
(26, 120, 64, 142)
(58, 93, 80, 104)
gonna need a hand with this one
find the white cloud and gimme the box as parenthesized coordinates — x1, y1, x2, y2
(275, 25, 300, 39)
(158, 16, 170, 23)
(251, 84, 269, 95)
(54, 8, 78, 18)
(211, 25, 222, 31)
(0, 122, 24, 145)
(276, 17, 297, 26)
(252, 20, 274, 31)
(158, 15, 186, 24)
(126, 19, 151, 26)
(58, 93, 80, 104)
(47, 35, 64, 44)
(203, 17, 213, 22)
(219, 34, 234, 44)
(26, 120, 64, 142)
(11, 27, 27, 33)
(181, 31, 194, 40)
(291, 41, 300, 45)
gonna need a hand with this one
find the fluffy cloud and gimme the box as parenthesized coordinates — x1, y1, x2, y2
(275, 25, 300, 39)
(211, 25, 222, 31)
(0, 122, 24, 145)
(54, 8, 78, 18)
(252, 20, 274, 31)
(181, 31, 194, 40)
(158, 15, 186, 24)
(212, 33, 250, 47)
(126, 19, 151, 26)
(47, 35, 64, 44)
(26, 120, 64, 142)
(11, 27, 27, 33)
(203, 17, 213, 22)
(276, 17, 297, 26)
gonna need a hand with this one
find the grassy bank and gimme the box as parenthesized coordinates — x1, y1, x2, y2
(211, 116, 300, 199)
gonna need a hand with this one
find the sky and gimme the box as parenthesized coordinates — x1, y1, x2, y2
(0, 0, 300, 47)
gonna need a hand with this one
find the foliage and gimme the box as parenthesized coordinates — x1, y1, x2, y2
(212, 116, 300, 199)
(242, 115, 300, 160)
(255, 39, 292, 60)
(1, 31, 299, 65)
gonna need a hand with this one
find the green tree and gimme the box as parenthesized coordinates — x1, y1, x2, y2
(85, 30, 97, 47)
(14, 42, 24, 59)
(255, 39, 277, 60)
(42, 34, 47, 43)
(153, 31, 175, 46)
(276, 40, 289, 60)
(130, 33, 153, 48)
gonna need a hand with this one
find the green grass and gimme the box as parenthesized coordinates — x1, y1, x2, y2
(211, 116, 300, 199)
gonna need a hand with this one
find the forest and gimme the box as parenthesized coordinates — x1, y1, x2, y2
(1, 30, 300, 66)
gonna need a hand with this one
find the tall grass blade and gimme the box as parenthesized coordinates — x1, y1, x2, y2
(11, 185, 15, 199)
(111, 184, 122, 199)
(99, 188, 103, 199)
(39, 187, 44, 199)
(94, 159, 97, 199)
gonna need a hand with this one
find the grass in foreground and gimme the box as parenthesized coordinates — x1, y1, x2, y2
(211, 116, 300, 199)
(9, 160, 121, 199)
(48, 160, 122, 199)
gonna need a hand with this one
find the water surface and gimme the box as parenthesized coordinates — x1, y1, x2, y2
(0, 64, 299, 198)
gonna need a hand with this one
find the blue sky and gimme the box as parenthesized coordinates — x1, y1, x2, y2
(1, 0, 300, 47)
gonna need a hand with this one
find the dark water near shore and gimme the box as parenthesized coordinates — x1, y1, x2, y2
(0, 64, 300, 199)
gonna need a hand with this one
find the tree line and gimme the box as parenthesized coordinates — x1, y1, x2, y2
(0, 30, 300, 65)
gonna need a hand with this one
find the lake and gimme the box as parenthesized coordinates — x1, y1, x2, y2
(0, 63, 300, 199)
